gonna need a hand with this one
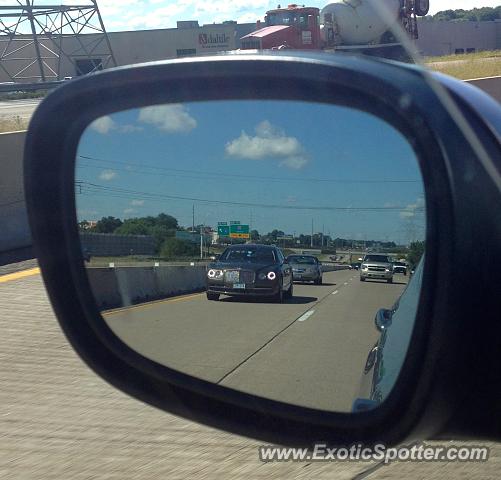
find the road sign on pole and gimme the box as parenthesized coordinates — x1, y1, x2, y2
(217, 225, 230, 236)
(229, 224, 249, 239)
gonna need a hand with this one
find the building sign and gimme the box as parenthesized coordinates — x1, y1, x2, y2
(198, 32, 230, 49)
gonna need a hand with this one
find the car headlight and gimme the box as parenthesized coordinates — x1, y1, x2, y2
(385, 268, 391, 272)
(267, 271, 277, 280)
(258, 272, 267, 280)
(207, 269, 223, 279)
(361, 265, 368, 271)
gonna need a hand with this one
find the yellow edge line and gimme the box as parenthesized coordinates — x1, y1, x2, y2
(0, 267, 40, 283)
(103, 291, 204, 316)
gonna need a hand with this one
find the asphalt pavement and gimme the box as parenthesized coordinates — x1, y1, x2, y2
(104, 269, 408, 412)
(1, 267, 499, 479)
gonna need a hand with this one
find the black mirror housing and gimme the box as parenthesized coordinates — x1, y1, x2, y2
(24, 53, 501, 446)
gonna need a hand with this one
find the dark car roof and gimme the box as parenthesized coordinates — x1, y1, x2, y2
(225, 244, 276, 250)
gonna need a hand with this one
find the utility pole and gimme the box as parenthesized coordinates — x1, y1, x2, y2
(311, 219, 314, 248)
(192, 204, 195, 233)
(200, 223, 203, 259)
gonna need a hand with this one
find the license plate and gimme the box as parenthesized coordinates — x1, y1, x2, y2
(233, 283, 246, 289)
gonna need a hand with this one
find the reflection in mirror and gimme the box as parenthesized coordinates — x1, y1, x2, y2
(76, 100, 425, 413)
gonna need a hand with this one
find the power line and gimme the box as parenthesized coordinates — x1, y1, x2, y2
(75, 180, 426, 213)
(77, 154, 422, 185)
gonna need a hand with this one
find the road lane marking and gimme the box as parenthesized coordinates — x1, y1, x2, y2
(332, 290, 339, 295)
(0, 267, 40, 283)
(344, 282, 348, 285)
(103, 291, 204, 316)
(297, 310, 315, 322)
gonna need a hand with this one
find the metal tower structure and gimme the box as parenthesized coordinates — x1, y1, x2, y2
(0, 1, 116, 82)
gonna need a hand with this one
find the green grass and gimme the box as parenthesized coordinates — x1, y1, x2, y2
(0, 90, 47, 102)
(424, 50, 501, 80)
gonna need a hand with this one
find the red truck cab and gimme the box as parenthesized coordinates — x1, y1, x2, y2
(240, 4, 321, 50)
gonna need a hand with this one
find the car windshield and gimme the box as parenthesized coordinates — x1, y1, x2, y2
(364, 255, 390, 263)
(288, 256, 317, 264)
(220, 248, 276, 263)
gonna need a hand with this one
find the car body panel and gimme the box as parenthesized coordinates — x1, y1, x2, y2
(353, 257, 425, 411)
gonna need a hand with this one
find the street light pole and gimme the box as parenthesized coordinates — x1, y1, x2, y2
(200, 223, 203, 259)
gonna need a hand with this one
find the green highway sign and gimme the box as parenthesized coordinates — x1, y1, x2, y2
(230, 224, 249, 238)
(217, 225, 230, 236)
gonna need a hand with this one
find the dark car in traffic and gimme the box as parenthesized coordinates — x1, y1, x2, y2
(206, 244, 293, 302)
(286, 255, 323, 284)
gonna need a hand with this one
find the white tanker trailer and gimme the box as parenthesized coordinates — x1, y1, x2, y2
(240, 0, 430, 61)
(321, 0, 429, 47)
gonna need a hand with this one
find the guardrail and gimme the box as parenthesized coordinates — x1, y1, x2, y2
(0, 80, 64, 93)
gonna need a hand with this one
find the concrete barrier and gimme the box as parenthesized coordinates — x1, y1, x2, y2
(466, 76, 501, 103)
(87, 265, 207, 310)
(87, 264, 351, 310)
(0, 131, 30, 258)
(321, 263, 351, 272)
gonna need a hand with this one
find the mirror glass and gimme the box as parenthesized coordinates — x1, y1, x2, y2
(76, 100, 425, 413)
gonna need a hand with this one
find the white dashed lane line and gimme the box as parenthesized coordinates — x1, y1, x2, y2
(332, 290, 339, 295)
(297, 310, 315, 322)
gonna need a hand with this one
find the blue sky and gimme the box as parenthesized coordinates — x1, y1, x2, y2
(0, 1, 494, 31)
(76, 100, 425, 244)
(82, 1, 501, 31)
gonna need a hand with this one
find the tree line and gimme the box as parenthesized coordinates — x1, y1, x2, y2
(79, 214, 200, 258)
(425, 6, 501, 22)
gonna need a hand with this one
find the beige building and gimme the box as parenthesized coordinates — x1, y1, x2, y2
(1, 19, 500, 83)
(416, 19, 501, 56)
(0, 21, 243, 82)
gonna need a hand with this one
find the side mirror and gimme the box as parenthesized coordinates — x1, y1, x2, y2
(374, 308, 392, 332)
(23, 53, 501, 447)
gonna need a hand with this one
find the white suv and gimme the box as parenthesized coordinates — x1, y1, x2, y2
(360, 254, 394, 283)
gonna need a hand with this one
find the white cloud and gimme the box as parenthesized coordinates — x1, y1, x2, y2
(400, 197, 425, 218)
(89, 115, 141, 134)
(131, 199, 145, 206)
(120, 124, 143, 133)
(99, 170, 117, 181)
(225, 120, 309, 169)
(90, 116, 116, 134)
(124, 208, 137, 215)
(138, 104, 197, 133)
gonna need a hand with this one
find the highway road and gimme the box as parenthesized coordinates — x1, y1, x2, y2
(0, 98, 42, 122)
(104, 269, 409, 412)
(1, 262, 499, 479)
